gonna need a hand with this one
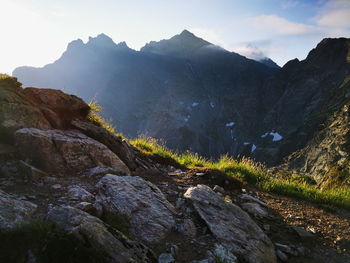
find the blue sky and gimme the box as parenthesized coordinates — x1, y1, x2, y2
(1, 0, 349, 73)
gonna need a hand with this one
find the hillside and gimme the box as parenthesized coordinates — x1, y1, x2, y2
(1, 75, 350, 262)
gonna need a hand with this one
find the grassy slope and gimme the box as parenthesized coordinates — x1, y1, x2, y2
(89, 101, 350, 210)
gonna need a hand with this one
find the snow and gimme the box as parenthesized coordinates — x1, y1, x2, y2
(251, 144, 257, 153)
(210, 102, 215, 108)
(184, 115, 190, 122)
(261, 131, 283, 142)
(192, 102, 199, 107)
(230, 129, 234, 139)
(243, 142, 250, 145)
(270, 132, 283, 142)
(225, 122, 235, 127)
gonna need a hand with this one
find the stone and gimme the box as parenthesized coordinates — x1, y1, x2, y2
(291, 226, 314, 240)
(23, 88, 89, 128)
(47, 205, 155, 263)
(213, 185, 225, 194)
(85, 166, 127, 177)
(15, 128, 130, 176)
(238, 194, 269, 207)
(51, 184, 62, 190)
(67, 185, 94, 202)
(0, 76, 51, 143)
(241, 202, 269, 218)
(75, 202, 94, 213)
(212, 244, 238, 263)
(96, 174, 176, 243)
(177, 218, 197, 237)
(158, 253, 175, 263)
(276, 250, 288, 262)
(18, 160, 48, 181)
(184, 185, 276, 263)
(72, 120, 151, 171)
(0, 189, 37, 230)
(275, 243, 293, 255)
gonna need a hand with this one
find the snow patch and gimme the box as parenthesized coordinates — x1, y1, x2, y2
(251, 144, 257, 153)
(210, 102, 215, 108)
(192, 102, 199, 107)
(243, 142, 250, 145)
(261, 131, 283, 142)
(225, 122, 235, 127)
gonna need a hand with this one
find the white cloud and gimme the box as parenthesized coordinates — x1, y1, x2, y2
(249, 15, 319, 36)
(313, 0, 350, 28)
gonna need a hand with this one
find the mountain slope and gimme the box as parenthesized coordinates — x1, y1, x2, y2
(13, 33, 350, 171)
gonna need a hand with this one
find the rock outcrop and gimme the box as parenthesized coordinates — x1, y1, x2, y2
(184, 185, 276, 263)
(96, 174, 176, 243)
(0, 189, 37, 230)
(15, 128, 130, 175)
(47, 205, 155, 263)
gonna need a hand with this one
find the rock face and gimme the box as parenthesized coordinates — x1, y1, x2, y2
(23, 88, 89, 128)
(184, 185, 276, 263)
(96, 174, 176, 243)
(0, 189, 37, 230)
(0, 76, 51, 143)
(47, 205, 155, 263)
(15, 128, 130, 175)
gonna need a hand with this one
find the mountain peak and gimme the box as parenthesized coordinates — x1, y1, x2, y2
(87, 33, 117, 49)
(140, 29, 211, 57)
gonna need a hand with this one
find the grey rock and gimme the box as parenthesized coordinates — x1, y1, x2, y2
(51, 184, 62, 190)
(74, 202, 94, 213)
(18, 160, 48, 181)
(184, 185, 276, 263)
(67, 185, 94, 202)
(275, 243, 293, 255)
(276, 250, 288, 262)
(241, 202, 269, 218)
(212, 244, 237, 263)
(96, 174, 176, 243)
(15, 128, 130, 176)
(0, 189, 37, 230)
(47, 205, 154, 263)
(239, 194, 268, 207)
(85, 166, 128, 177)
(213, 185, 225, 194)
(177, 218, 197, 237)
(158, 253, 175, 263)
(291, 226, 314, 240)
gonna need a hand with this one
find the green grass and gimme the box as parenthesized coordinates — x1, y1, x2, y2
(130, 135, 350, 210)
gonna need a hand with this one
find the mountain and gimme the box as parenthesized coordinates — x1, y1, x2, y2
(13, 32, 350, 185)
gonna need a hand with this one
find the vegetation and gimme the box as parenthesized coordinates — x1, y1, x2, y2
(130, 136, 350, 210)
(87, 101, 350, 210)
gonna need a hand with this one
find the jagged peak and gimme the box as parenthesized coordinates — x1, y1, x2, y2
(87, 33, 117, 49)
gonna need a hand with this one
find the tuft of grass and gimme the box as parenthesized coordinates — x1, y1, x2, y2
(0, 74, 11, 80)
(130, 135, 350, 210)
(87, 99, 124, 139)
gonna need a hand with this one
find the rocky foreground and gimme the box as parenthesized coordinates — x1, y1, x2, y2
(0, 76, 349, 262)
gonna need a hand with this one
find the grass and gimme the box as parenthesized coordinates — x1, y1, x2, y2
(130, 135, 350, 210)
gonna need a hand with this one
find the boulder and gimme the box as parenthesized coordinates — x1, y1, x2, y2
(96, 174, 176, 243)
(184, 185, 276, 263)
(0, 189, 37, 230)
(15, 128, 130, 175)
(23, 88, 89, 128)
(72, 120, 153, 171)
(0, 76, 51, 143)
(47, 205, 155, 263)
(67, 185, 94, 202)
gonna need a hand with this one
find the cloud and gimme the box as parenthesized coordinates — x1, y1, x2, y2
(249, 15, 319, 36)
(313, 0, 350, 28)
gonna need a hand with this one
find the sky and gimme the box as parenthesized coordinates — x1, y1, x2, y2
(0, 0, 349, 74)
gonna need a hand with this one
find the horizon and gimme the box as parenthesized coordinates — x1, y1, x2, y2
(1, 0, 350, 74)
